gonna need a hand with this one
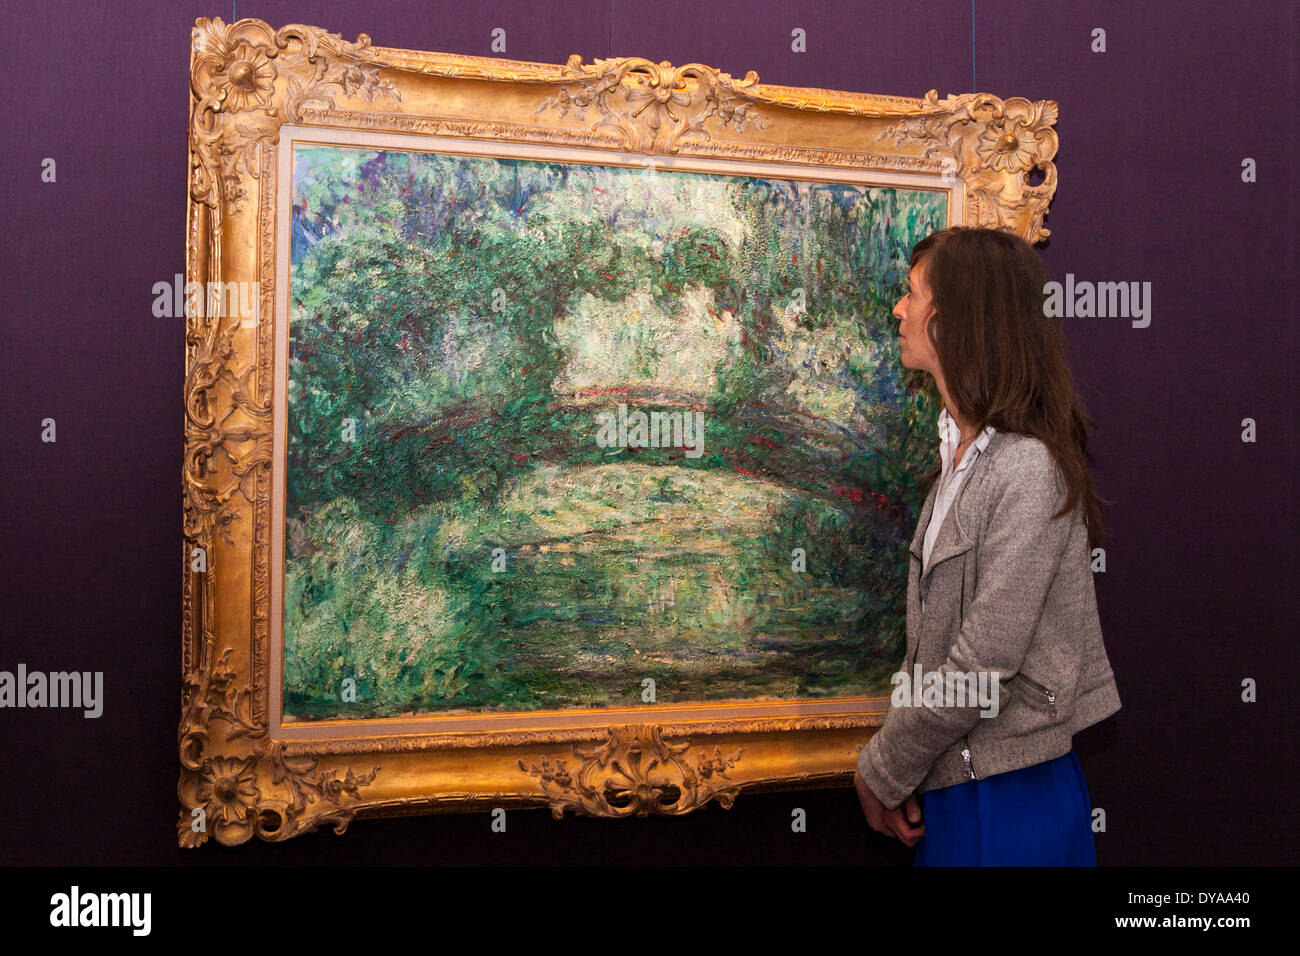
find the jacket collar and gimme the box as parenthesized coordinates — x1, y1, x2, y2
(908, 428, 1006, 582)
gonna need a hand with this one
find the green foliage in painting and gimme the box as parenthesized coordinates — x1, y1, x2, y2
(283, 145, 945, 719)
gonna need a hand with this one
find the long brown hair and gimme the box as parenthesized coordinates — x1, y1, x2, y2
(906, 226, 1110, 550)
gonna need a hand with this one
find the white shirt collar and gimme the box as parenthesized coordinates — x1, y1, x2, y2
(938, 405, 996, 474)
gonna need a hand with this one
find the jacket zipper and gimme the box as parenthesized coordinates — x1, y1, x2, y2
(1017, 673, 1057, 719)
(961, 738, 975, 780)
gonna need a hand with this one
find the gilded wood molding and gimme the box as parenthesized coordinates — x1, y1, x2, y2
(519, 724, 745, 819)
(875, 89, 1058, 240)
(180, 17, 1058, 846)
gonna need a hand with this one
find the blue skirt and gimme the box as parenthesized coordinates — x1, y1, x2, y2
(913, 748, 1096, 866)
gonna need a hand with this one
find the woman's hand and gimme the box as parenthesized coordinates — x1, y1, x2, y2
(854, 768, 925, 847)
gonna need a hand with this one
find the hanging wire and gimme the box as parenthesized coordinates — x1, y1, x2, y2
(971, 1, 977, 91)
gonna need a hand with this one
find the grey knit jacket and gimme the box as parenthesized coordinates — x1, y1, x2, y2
(856, 429, 1121, 810)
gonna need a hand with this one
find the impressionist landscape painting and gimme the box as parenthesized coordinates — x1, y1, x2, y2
(281, 142, 947, 721)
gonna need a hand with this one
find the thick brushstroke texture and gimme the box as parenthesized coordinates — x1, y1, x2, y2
(283, 144, 947, 720)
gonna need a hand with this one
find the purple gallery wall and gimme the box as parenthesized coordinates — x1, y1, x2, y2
(0, 0, 1294, 866)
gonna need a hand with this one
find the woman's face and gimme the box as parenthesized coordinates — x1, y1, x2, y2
(892, 258, 940, 375)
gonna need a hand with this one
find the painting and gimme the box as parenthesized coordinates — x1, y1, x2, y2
(280, 141, 948, 721)
(181, 16, 1059, 845)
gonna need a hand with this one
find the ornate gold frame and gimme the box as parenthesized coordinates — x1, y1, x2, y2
(180, 16, 1058, 846)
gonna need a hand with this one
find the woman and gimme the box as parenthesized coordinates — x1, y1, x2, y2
(853, 226, 1121, 866)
